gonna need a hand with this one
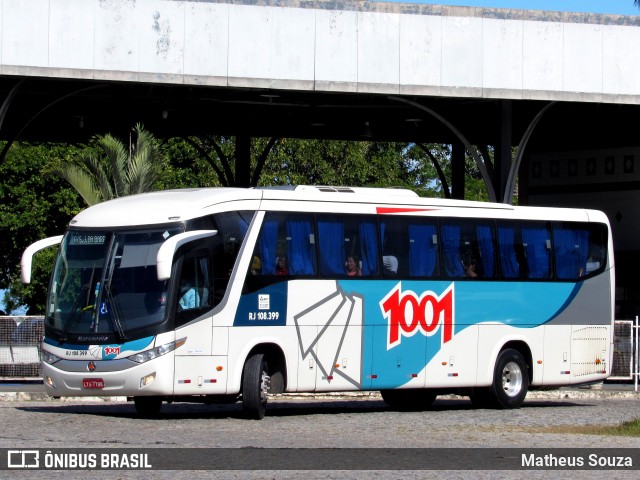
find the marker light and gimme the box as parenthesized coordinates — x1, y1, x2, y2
(42, 351, 62, 365)
(127, 338, 186, 364)
(45, 376, 57, 389)
(140, 373, 156, 388)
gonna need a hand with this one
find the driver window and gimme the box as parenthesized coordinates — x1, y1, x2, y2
(176, 251, 212, 325)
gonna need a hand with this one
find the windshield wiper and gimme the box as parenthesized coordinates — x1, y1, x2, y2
(58, 286, 90, 343)
(100, 237, 128, 342)
(103, 283, 127, 343)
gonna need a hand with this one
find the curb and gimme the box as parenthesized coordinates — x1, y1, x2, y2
(0, 392, 128, 402)
(0, 388, 638, 403)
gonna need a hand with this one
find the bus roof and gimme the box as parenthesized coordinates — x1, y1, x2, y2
(69, 188, 261, 228)
(66, 186, 607, 228)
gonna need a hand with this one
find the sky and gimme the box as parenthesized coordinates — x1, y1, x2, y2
(382, 1, 640, 16)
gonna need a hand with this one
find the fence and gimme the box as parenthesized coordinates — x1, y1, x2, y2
(0, 316, 44, 380)
(0, 316, 639, 386)
(611, 317, 640, 391)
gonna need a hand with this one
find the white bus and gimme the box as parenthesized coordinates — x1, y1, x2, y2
(22, 186, 614, 418)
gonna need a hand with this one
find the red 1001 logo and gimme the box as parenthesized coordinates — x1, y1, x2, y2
(380, 283, 455, 350)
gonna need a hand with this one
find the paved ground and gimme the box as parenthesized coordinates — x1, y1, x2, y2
(1, 382, 638, 479)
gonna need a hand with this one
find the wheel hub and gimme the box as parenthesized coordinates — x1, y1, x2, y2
(501, 361, 523, 397)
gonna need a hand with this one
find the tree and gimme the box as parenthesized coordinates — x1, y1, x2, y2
(49, 123, 167, 206)
(177, 135, 280, 187)
(0, 142, 83, 313)
(261, 139, 431, 192)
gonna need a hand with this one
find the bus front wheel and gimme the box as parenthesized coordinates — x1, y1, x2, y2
(490, 348, 529, 409)
(242, 353, 270, 420)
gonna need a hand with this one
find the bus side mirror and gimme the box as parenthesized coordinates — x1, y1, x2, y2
(21, 235, 64, 284)
(156, 230, 217, 281)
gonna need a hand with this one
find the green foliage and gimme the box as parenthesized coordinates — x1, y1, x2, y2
(158, 137, 226, 189)
(48, 124, 168, 206)
(153, 136, 486, 202)
(0, 142, 83, 313)
(538, 417, 640, 437)
(259, 139, 452, 196)
(5, 248, 57, 315)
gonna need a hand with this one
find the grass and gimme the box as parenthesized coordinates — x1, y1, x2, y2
(531, 418, 640, 437)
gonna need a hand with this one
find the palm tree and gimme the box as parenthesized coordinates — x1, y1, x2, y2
(636, 0, 640, 9)
(52, 124, 166, 206)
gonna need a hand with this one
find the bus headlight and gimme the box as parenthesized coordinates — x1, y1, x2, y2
(127, 337, 186, 364)
(42, 351, 62, 365)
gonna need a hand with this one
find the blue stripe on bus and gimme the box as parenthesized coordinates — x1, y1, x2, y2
(339, 280, 579, 328)
(337, 279, 580, 389)
(44, 336, 155, 353)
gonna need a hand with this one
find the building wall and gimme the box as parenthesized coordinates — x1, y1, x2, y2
(1, 0, 640, 104)
(525, 148, 640, 319)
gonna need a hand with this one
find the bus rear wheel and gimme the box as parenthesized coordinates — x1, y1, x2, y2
(380, 389, 437, 411)
(490, 349, 529, 409)
(242, 353, 270, 420)
(133, 396, 163, 417)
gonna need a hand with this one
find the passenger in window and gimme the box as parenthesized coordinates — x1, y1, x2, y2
(383, 255, 398, 276)
(275, 256, 288, 275)
(179, 263, 200, 310)
(179, 282, 200, 310)
(346, 256, 362, 277)
(250, 255, 262, 275)
(583, 255, 601, 275)
(464, 257, 479, 278)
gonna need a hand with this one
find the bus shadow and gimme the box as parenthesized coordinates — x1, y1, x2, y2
(17, 397, 592, 420)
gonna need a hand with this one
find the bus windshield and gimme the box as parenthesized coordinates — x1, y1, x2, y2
(47, 228, 182, 341)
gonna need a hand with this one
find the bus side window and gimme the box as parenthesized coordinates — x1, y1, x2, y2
(285, 215, 316, 276)
(318, 214, 379, 277)
(355, 219, 379, 276)
(253, 212, 317, 277)
(498, 224, 521, 279)
(381, 219, 405, 277)
(440, 223, 464, 278)
(521, 223, 551, 279)
(205, 210, 253, 304)
(407, 221, 438, 278)
(256, 217, 279, 275)
(176, 253, 212, 326)
(553, 222, 606, 280)
(318, 217, 346, 276)
(476, 223, 496, 279)
(585, 225, 607, 274)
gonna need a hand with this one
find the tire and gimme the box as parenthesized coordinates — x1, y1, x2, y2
(380, 389, 437, 411)
(133, 396, 163, 417)
(242, 353, 270, 420)
(490, 348, 529, 409)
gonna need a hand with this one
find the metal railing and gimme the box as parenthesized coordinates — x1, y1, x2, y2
(0, 316, 44, 380)
(611, 317, 639, 391)
(1, 316, 639, 390)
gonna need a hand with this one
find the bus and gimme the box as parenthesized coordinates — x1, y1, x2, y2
(21, 186, 614, 419)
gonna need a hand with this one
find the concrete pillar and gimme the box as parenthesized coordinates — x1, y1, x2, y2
(235, 135, 251, 187)
(494, 100, 513, 201)
(451, 141, 465, 200)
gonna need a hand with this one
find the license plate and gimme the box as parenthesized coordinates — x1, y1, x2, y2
(82, 378, 105, 389)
